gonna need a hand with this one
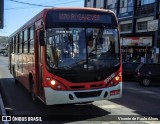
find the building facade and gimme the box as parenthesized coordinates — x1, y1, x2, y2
(0, 36, 8, 50)
(84, 0, 160, 63)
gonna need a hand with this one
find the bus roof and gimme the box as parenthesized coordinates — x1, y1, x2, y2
(9, 7, 117, 38)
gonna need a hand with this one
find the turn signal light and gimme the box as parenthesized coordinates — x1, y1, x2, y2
(115, 76, 120, 81)
(106, 73, 122, 87)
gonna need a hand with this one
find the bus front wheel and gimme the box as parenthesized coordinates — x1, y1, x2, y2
(12, 66, 18, 84)
(30, 79, 36, 101)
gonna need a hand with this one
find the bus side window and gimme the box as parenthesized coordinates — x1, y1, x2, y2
(23, 29, 28, 53)
(16, 35, 19, 53)
(22, 31, 24, 53)
(11, 37, 13, 53)
(19, 32, 23, 53)
(29, 26, 34, 53)
(13, 36, 16, 53)
(12, 38, 14, 53)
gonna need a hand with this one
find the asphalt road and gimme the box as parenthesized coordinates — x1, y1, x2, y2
(0, 56, 160, 124)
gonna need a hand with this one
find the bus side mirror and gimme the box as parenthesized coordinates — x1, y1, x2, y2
(39, 30, 45, 46)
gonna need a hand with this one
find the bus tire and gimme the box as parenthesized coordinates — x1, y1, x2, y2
(12, 66, 18, 84)
(30, 78, 36, 101)
(14, 78, 19, 84)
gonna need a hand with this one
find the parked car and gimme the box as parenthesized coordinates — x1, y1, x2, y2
(3, 52, 8, 57)
(122, 62, 141, 81)
(135, 63, 160, 86)
(0, 50, 5, 56)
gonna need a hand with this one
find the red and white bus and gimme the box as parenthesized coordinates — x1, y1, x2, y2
(9, 8, 122, 105)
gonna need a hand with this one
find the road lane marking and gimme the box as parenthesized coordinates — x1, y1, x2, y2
(95, 101, 160, 124)
(100, 104, 121, 109)
(140, 90, 157, 94)
(125, 87, 160, 95)
(143, 121, 160, 124)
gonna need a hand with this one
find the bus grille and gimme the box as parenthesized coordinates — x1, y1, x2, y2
(74, 90, 102, 98)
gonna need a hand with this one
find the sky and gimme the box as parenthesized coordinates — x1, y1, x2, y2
(0, 0, 84, 36)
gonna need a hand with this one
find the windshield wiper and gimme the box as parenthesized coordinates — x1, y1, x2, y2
(95, 28, 104, 43)
(95, 28, 104, 51)
(64, 28, 74, 57)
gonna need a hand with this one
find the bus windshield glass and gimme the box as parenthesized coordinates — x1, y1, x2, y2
(46, 27, 120, 70)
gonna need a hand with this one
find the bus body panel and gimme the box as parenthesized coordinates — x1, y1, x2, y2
(13, 53, 35, 91)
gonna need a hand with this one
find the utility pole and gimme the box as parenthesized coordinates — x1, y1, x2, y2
(0, 0, 4, 29)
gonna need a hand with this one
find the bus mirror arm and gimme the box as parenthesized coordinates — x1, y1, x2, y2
(39, 30, 45, 46)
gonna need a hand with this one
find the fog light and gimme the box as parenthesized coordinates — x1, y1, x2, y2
(57, 85, 61, 89)
(110, 82, 114, 85)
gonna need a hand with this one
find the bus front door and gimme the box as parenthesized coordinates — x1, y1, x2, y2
(36, 29, 45, 100)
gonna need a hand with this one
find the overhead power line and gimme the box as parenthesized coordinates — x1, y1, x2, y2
(9, 0, 54, 7)
(39, 0, 67, 5)
(8, 0, 75, 10)
(5, 6, 36, 10)
(7, 0, 83, 10)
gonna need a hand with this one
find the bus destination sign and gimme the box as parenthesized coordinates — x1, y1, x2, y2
(59, 14, 101, 22)
(46, 10, 116, 28)
(57, 13, 111, 23)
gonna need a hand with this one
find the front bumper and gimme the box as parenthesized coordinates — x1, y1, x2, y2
(44, 82, 122, 105)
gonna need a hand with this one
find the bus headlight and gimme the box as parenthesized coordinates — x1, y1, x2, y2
(51, 80, 56, 85)
(49, 79, 67, 90)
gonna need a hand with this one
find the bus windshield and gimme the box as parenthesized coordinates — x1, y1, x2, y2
(46, 27, 120, 70)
